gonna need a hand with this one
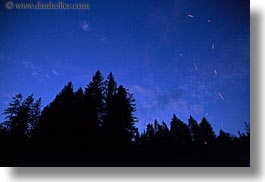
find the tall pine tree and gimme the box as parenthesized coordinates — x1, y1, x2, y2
(85, 70, 105, 128)
(110, 85, 137, 145)
(199, 117, 215, 144)
(170, 114, 191, 144)
(102, 72, 117, 132)
(188, 115, 201, 144)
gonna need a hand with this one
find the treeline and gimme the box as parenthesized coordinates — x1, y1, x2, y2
(141, 115, 250, 146)
(0, 71, 250, 166)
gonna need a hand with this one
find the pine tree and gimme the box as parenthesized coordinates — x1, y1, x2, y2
(105, 72, 117, 109)
(161, 121, 170, 143)
(37, 82, 75, 148)
(217, 130, 232, 144)
(170, 114, 191, 144)
(153, 119, 159, 135)
(2, 94, 23, 131)
(110, 85, 138, 144)
(102, 72, 117, 131)
(238, 122, 250, 144)
(145, 123, 155, 143)
(3, 94, 41, 142)
(199, 117, 215, 144)
(188, 116, 201, 143)
(72, 87, 89, 147)
(28, 97, 41, 133)
(85, 70, 105, 128)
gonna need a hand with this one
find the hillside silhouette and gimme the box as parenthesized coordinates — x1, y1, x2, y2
(0, 71, 250, 166)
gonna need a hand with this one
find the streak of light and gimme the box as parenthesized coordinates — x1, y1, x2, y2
(218, 92, 225, 101)
(193, 63, 198, 70)
(188, 14, 194, 18)
(214, 69, 217, 75)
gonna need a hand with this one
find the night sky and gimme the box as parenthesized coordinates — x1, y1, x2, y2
(0, 0, 249, 134)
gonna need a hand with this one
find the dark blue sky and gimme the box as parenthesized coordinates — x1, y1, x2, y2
(0, 0, 249, 134)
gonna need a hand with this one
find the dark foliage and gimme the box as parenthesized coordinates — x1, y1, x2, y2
(0, 71, 250, 166)
(199, 117, 216, 144)
(188, 116, 202, 143)
(170, 114, 192, 144)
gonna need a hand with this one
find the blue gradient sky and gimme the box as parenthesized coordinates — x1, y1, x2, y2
(0, 0, 249, 134)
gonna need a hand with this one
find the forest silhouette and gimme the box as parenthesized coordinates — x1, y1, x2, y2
(0, 71, 250, 166)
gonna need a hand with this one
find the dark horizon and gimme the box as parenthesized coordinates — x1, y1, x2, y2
(0, 70, 250, 166)
(0, 69, 248, 136)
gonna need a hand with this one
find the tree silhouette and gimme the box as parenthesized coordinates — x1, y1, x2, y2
(0, 71, 250, 167)
(2, 94, 23, 132)
(199, 117, 215, 144)
(154, 119, 162, 143)
(3, 94, 41, 140)
(170, 114, 191, 144)
(152, 119, 170, 144)
(36, 82, 75, 153)
(109, 85, 138, 145)
(244, 122, 250, 137)
(161, 121, 170, 144)
(188, 115, 201, 144)
(216, 130, 233, 144)
(105, 72, 117, 109)
(145, 123, 155, 143)
(72, 87, 89, 148)
(85, 70, 105, 128)
(238, 122, 250, 145)
(102, 72, 117, 136)
(0, 94, 41, 165)
(141, 120, 170, 146)
(153, 119, 159, 134)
